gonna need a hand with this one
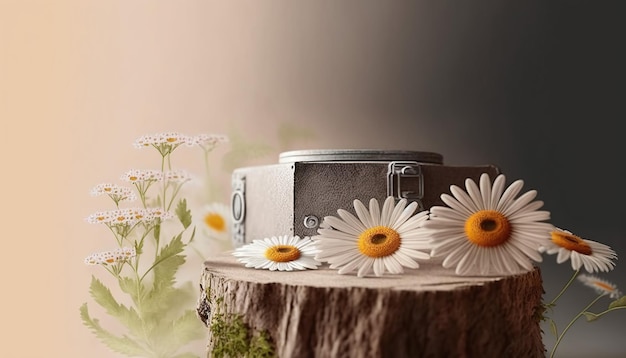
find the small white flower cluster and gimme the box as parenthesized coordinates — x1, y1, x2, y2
(187, 134, 229, 151)
(90, 183, 137, 202)
(120, 169, 193, 184)
(164, 169, 192, 183)
(120, 169, 164, 183)
(84, 247, 136, 265)
(133, 132, 228, 150)
(133, 132, 189, 148)
(85, 207, 173, 225)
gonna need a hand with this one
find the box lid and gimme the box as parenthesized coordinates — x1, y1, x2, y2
(278, 149, 443, 164)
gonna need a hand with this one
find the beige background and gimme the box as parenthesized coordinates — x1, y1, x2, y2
(2, 1, 625, 357)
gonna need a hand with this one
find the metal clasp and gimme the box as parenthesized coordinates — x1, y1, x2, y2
(387, 161, 424, 210)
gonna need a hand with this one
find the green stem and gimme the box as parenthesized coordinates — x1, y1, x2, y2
(167, 183, 183, 211)
(549, 269, 580, 306)
(584, 306, 626, 319)
(550, 294, 606, 358)
(161, 156, 167, 210)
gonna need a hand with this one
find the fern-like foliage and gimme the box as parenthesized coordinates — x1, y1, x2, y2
(81, 134, 231, 358)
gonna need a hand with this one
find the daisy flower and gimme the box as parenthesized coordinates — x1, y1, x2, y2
(189, 202, 232, 258)
(232, 235, 321, 271)
(424, 173, 553, 276)
(314, 196, 432, 278)
(541, 228, 617, 273)
(577, 274, 622, 299)
(197, 203, 230, 240)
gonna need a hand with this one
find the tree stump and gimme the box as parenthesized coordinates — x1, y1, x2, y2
(197, 253, 545, 358)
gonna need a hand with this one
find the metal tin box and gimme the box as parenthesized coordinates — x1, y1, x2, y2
(231, 149, 500, 247)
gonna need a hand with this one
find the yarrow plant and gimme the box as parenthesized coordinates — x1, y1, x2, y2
(81, 132, 228, 358)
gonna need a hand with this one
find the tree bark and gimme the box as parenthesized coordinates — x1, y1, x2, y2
(197, 254, 545, 358)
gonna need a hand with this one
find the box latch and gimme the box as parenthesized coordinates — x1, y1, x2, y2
(387, 161, 424, 210)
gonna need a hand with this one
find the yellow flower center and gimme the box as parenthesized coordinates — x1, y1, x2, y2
(551, 230, 592, 255)
(464, 210, 512, 247)
(166, 137, 177, 143)
(129, 176, 138, 181)
(358, 226, 401, 258)
(204, 213, 226, 232)
(593, 281, 615, 292)
(265, 245, 301, 262)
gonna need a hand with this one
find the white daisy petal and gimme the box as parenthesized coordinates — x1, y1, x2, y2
(429, 206, 467, 220)
(496, 179, 524, 212)
(501, 190, 538, 217)
(336, 210, 368, 233)
(440, 194, 474, 217)
(338, 255, 367, 275)
(490, 174, 506, 210)
(380, 196, 396, 226)
(479, 173, 493, 210)
(393, 251, 420, 268)
(369, 198, 381, 227)
(512, 200, 545, 216)
(356, 258, 375, 277)
(556, 249, 571, 264)
(391, 202, 419, 230)
(354, 199, 374, 229)
(383, 255, 404, 274)
(450, 185, 480, 213)
(465, 177, 485, 209)
(324, 215, 361, 236)
(388, 199, 408, 227)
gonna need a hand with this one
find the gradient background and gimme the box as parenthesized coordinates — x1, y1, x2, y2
(2, 1, 625, 357)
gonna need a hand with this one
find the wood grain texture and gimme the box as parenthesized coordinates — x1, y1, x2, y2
(197, 254, 545, 358)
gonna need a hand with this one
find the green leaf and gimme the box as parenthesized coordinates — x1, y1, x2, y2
(153, 222, 161, 241)
(186, 226, 197, 245)
(118, 276, 145, 306)
(89, 276, 145, 339)
(80, 303, 150, 357)
(583, 312, 600, 322)
(172, 309, 208, 346)
(142, 233, 187, 318)
(176, 199, 192, 229)
(135, 239, 144, 256)
(609, 296, 626, 309)
(89, 276, 123, 317)
(548, 319, 558, 337)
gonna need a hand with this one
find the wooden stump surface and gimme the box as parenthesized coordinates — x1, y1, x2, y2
(197, 253, 545, 358)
